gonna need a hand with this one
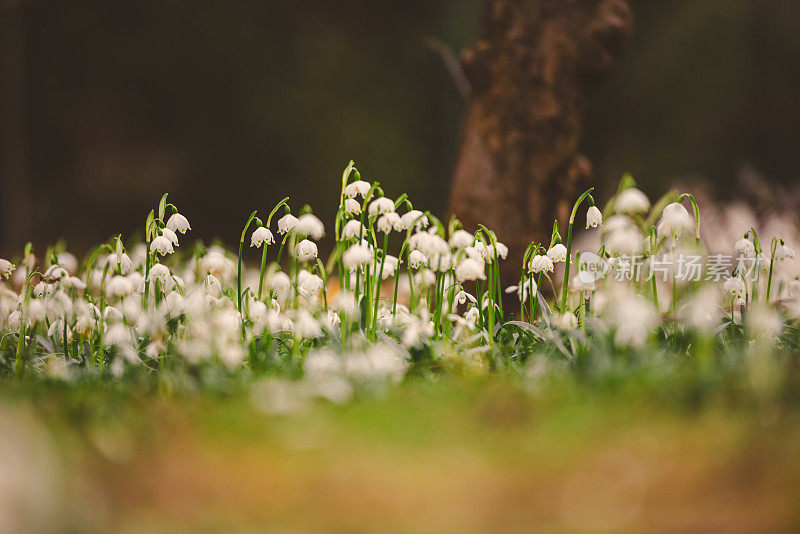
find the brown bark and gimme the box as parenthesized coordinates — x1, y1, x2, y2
(448, 0, 633, 283)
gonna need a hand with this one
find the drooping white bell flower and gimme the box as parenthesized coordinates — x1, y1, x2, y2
(547, 243, 567, 263)
(43, 264, 68, 282)
(413, 269, 437, 288)
(150, 235, 174, 256)
(657, 202, 693, 239)
(380, 255, 400, 279)
(455, 258, 486, 282)
(735, 237, 755, 256)
(615, 188, 651, 214)
(605, 226, 644, 256)
(166, 212, 191, 234)
(147, 263, 171, 284)
(341, 219, 365, 239)
(776, 243, 795, 262)
(250, 226, 275, 248)
(586, 206, 603, 228)
(367, 197, 395, 217)
(505, 278, 536, 303)
(268, 271, 291, 300)
(400, 210, 428, 231)
(449, 229, 474, 250)
(297, 270, 323, 298)
(294, 239, 318, 263)
(377, 212, 402, 234)
(722, 276, 746, 299)
(106, 275, 135, 298)
(204, 274, 222, 298)
(528, 254, 554, 273)
(607, 292, 658, 348)
(343, 198, 362, 215)
(0, 259, 16, 279)
(33, 281, 53, 299)
(554, 311, 578, 330)
(408, 250, 427, 269)
(200, 249, 234, 277)
(161, 227, 180, 247)
(344, 180, 371, 199)
(294, 214, 325, 240)
(107, 252, 133, 275)
(277, 213, 298, 234)
(454, 290, 476, 305)
(488, 242, 509, 260)
(342, 243, 372, 271)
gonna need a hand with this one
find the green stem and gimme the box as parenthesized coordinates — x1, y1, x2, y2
(560, 188, 594, 312)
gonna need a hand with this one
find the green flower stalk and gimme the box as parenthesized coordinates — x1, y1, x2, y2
(559, 188, 595, 313)
(238, 210, 262, 312)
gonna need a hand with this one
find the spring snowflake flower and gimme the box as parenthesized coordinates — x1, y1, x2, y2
(107, 252, 133, 275)
(380, 255, 400, 279)
(343, 197, 362, 215)
(547, 243, 567, 263)
(251, 226, 275, 248)
(342, 243, 372, 271)
(341, 219, 365, 239)
(505, 278, 536, 303)
(615, 188, 651, 214)
(606, 226, 643, 256)
(608, 293, 658, 348)
(488, 242, 508, 260)
(295, 239, 318, 263)
(586, 206, 603, 228)
(735, 237, 755, 256)
(106, 275, 135, 298)
(268, 271, 291, 299)
(554, 311, 578, 330)
(401, 210, 428, 231)
(776, 243, 795, 262)
(204, 274, 222, 298)
(57, 251, 79, 274)
(147, 263, 171, 284)
(528, 254, 554, 273)
(292, 309, 323, 338)
(0, 259, 16, 279)
(408, 250, 427, 269)
(200, 249, 234, 277)
(455, 258, 486, 282)
(657, 202, 693, 239)
(150, 235, 174, 256)
(450, 229, 474, 250)
(368, 197, 395, 217)
(377, 212, 402, 234)
(297, 270, 323, 298)
(295, 214, 325, 240)
(722, 276, 746, 299)
(166, 212, 191, 234)
(34, 281, 53, 299)
(344, 180, 371, 199)
(43, 265, 68, 282)
(277, 213, 298, 234)
(161, 227, 180, 247)
(454, 290, 476, 305)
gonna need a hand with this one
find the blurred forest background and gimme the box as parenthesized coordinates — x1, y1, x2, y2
(1, 0, 799, 256)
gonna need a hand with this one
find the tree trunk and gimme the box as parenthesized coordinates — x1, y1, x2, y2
(449, 0, 633, 285)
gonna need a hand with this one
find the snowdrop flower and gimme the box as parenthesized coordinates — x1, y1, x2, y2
(166, 212, 191, 234)
(150, 234, 174, 256)
(615, 188, 650, 214)
(250, 226, 274, 248)
(344, 180, 371, 199)
(161, 227, 179, 247)
(455, 258, 486, 282)
(277, 213, 298, 234)
(43, 265, 68, 282)
(735, 237, 755, 256)
(343, 197, 362, 215)
(400, 210, 428, 231)
(297, 270, 323, 298)
(528, 254, 554, 273)
(450, 229, 474, 250)
(341, 219, 364, 239)
(106, 275, 135, 298)
(294, 239, 318, 263)
(722, 276, 746, 299)
(554, 311, 578, 330)
(295, 213, 325, 240)
(33, 282, 53, 299)
(0, 259, 16, 279)
(148, 263, 171, 284)
(547, 243, 567, 263)
(342, 243, 372, 271)
(368, 197, 395, 217)
(657, 202, 693, 239)
(505, 278, 536, 303)
(377, 212, 402, 234)
(454, 290, 476, 305)
(586, 206, 603, 228)
(408, 250, 427, 269)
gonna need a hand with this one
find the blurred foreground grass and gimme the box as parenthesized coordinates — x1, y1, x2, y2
(2, 373, 800, 533)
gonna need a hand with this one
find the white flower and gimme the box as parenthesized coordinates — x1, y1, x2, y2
(34, 281, 53, 299)
(505, 278, 536, 303)
(342, 243, 372, 271)
(606, 227, 643, 256)
(161, 227, 180, 247)
(408, 250, 427, 269)
(488, 242, 508, 260)
(380, 255, 400, 279)
(368, 197, 395, 217)
(204, 274, 222, 298)
(722, 276, 746, 298)
(377, 212, 402, 234)
(297, 270, 323, 298)
(776, 243, 795, 262)
(148, 263, 171, 284)
(294, 214, 325, 240)
(400, 210, 428, 231)
(341, 219, 365, 239)
(106, 275, 135, 298)
(454, 290, 476, 305)
(554, 311, 578, 330)
(107, 252, 133, 275)
(735, 238, 755, 256)
(449, 229, 474, 250)
(586, 206, 603, 228)
(607, 292, 657, 348)
(292, 309, 323, 338)
(455, 258, 486, 282)
(43, 265, 68, 282)
(0, 259, 16, 279)
(277, 213, 298, 234)
(250, 226, 274, 248)
(150, 235, 174, 256)
(344, 180, 371, 199)
(58, 251, 79, 274)
(200, 250, 234, 276)
(414, 269, 436, 288)
(615, 188, 650, 214)
(294, 239, 318, 263)
(343, 198, 362, 215)
(528, 254, 554, 273)
(166, 212, 191, 234)
(547, 243, 567, 263)
(657, 202, 693, 239)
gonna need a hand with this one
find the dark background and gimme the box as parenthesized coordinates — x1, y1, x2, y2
(2, 0, 799, 257)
